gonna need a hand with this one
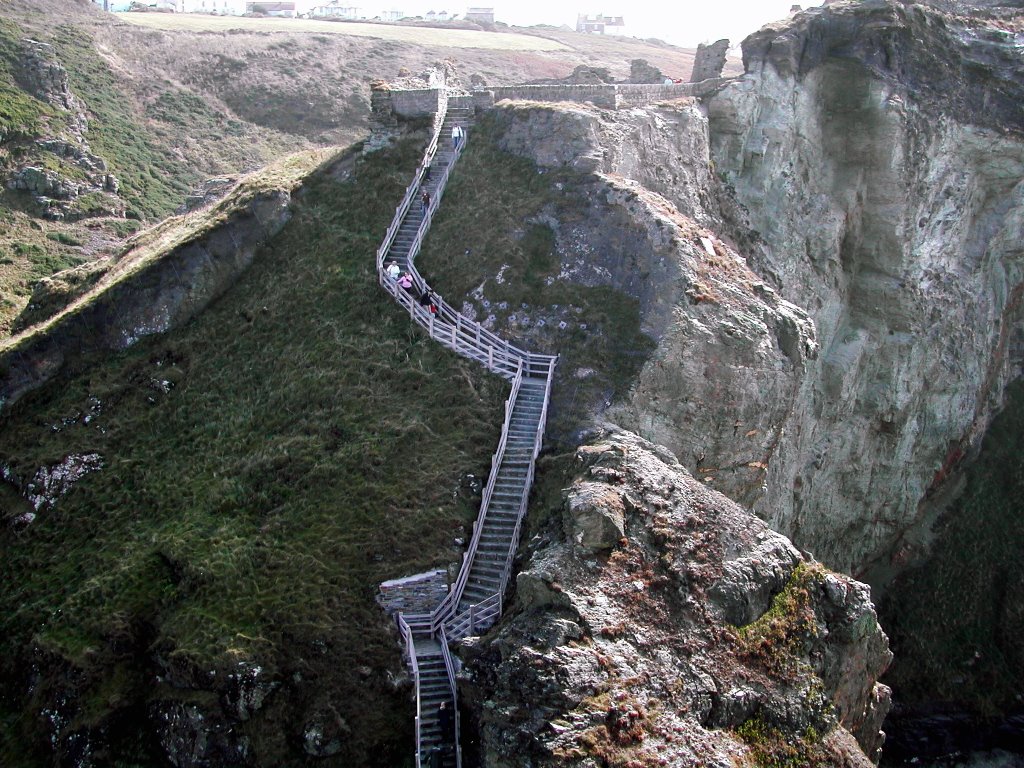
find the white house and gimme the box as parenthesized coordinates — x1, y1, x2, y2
(576, 13, 626, 35)
(465, 7, 493, 24)
(122, 0, 178, 9)
(311, 2, 361, 17)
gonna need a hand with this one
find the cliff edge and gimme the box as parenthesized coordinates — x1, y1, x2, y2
(459, 429, 892, 767)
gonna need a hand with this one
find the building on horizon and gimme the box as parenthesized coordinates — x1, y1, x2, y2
(465, 7, 494, 24)
(179, 0, 247, 13)
(310, 2, 361, 17)
(576, 13, 625, 35)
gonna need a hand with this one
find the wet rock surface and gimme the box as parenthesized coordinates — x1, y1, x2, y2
(459, 429, 891, 767)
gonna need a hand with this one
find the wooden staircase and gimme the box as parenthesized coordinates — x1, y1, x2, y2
(375, 94, 556, 768)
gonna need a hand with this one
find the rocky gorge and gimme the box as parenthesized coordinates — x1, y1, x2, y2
(1, 0, 1022, 765)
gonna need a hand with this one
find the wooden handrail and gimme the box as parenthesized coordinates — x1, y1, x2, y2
(397, 613, 423, 768)
(438, 628, 463, 768)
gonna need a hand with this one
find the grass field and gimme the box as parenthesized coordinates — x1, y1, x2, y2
(117, 13, 570, 51)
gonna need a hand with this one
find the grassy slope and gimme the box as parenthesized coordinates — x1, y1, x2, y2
(0, 135, 507, 766)
(880, 380, 1024, 716)
(416, 114, 655, 441)
(1, 1, 706, 336)
(1, 148, 331, 349)
(0, 5, 302, 334)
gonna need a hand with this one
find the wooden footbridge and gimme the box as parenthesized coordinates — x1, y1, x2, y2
(375, 95, 557, 767)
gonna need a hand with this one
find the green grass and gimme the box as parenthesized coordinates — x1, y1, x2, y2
(880, 379, 1024, 715)
(416, 114, 656, 441)
(0, 19, 55, 140)
(45, 231, 84, 247)
(735, 563, 824, 675)
(735, 717, 833, 768)
(0, 135, 507, 766)
(4, 239, 87, 288)
(1, 149, 330, 347)
(51, 25, 197, 220)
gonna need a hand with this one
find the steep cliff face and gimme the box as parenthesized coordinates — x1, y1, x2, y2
(704, 0, 1024, 576)
(459, 430, 891, 767)
(489, 1, 1024, 579)
(470, 102, 819, 503)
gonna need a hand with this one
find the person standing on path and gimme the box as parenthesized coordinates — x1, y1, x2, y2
(451, 123, 463, 151)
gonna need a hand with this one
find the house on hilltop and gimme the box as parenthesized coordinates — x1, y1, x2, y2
(126, 0, 178, 9)
(379, 9, 405, 20)
(424, 10, 453, 21)
(465, 7, 494, 24)
(310, 2, 361, 17)
(576, 13, 625, 34)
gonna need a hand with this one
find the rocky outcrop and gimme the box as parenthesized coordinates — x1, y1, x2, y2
(484, 100, 818, 506)
(0, 188, 293, 411)
(5, 38, 125, 221)
(15, 38, 89, 140)
(483, 1, 1024, 580)
(458, 429, 891, 767)
(690, 39, 730, 83)
(704, 0, 1024, 575)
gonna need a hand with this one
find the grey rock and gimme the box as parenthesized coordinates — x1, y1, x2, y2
(462, 429, 891, 767)
(691, 39, 730, 83)
(564, 481, 626, 552)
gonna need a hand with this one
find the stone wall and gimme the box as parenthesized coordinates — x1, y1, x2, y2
(371, 80, 736, 132)
(386, 88, 444, 119)
(377, 570, 449, 616)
